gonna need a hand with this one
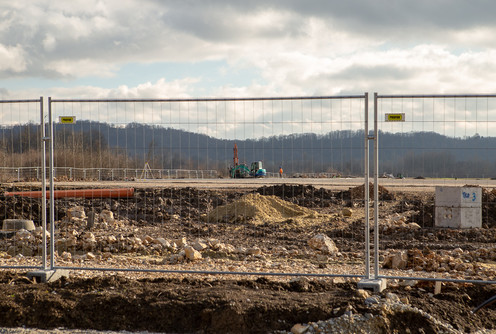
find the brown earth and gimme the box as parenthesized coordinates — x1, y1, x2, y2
(0, 272, 495, 333)
(0, 183, 496, 333)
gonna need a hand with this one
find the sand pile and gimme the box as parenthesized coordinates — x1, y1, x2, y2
(205, 193, 321, 225)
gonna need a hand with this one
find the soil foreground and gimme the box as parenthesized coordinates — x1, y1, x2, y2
(0, 272, 495, 334)
(0, 183, 495, 333)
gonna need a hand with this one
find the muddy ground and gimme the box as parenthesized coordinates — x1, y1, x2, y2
(0, 272, 495, 333)
(0, 183, 496, 333)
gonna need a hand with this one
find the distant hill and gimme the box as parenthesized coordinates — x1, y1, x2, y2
(1, 121, 496, 178)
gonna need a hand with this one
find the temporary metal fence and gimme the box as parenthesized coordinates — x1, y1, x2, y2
(44, 95, 369, 279)
(0, 167, 218, 182)
(0, 167, 344, 182)
(2, 94, 494, 287)
(0, 98, 46, 270)
(374, 93, 496, 285)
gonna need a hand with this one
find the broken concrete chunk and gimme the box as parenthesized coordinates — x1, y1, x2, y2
(184, 246, 202, 261)
(100, 210, 114, 223)
(308, 234, 339, 254)
(192, 239, 208, 251)
(67, 206, 86, 219)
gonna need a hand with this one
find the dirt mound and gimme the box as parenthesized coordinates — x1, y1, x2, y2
(205, 193, 320, 225)
(256, 184, 334, 199)
(336, 183, 394, 201)
(256, 184, 338, 208)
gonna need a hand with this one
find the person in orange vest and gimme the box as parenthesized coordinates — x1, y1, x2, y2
(279, 166, 283, 178)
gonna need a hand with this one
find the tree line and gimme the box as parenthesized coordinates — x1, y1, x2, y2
(0, 121, 495, 178)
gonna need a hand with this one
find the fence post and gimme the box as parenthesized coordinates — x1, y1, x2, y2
(358, 92, 386, 292)
(364, 93, 370, 280)
(48, 97, 55, 270)
(40, 97, 47, 270)
(373, 92, 380, 280)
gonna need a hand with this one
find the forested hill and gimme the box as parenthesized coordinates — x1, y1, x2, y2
(2, 121, 496, 177)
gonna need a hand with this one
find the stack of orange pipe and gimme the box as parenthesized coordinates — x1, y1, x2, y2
(4, 188, 134, 199)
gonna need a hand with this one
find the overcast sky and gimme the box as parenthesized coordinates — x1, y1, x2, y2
(1, 0, 496, 100)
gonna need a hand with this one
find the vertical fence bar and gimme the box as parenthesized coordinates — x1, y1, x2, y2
(373, 92, 380, 279)
(364, 93, 370, 279)
(40, 97, 47, 270)
(48, 97, 55, 269)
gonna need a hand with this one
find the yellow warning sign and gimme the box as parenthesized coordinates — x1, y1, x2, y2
(385, 113, 405, 122)
(59, 116, 76, 124)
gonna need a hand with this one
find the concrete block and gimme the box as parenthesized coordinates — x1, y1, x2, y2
(435, 186, 481, 229)
(435, 206, 481, 228)
(357, 278, 387, 293)
(26, 269, 69, 283)
(3, 219, 35, 231)
(435, 186, 481, 208)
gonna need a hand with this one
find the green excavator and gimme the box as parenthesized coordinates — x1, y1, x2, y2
(229, 143, 266, 178)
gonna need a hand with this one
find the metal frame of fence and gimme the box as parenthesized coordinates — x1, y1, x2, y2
(0, 167, 344, 181)
(45, 95, 370, 279)
(374, 92, 496, 285)
(1, 94, 494, 287)
(0, 97, 47, 270)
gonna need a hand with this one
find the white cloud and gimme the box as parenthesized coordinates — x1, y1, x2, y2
(26, 77, 199, 100)
(107, 78, 199, 99)
(42, 35, 56, 52)
(1, 0, 496, 98)
(0, 44, 27, 73)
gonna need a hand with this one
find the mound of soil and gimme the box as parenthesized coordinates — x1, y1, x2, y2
(256, 184, 338, 208)
(205, 193, 320, 225)
(341, 183, 395, 201)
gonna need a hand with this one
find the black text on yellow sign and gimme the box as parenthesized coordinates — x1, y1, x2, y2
(59, 116, 76, 124)
(385, 113, 405, 122)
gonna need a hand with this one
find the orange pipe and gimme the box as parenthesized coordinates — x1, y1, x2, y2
(4, 188, 134, 199)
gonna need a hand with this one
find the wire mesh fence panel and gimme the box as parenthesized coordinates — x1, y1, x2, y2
(48, 96, 368, 278)
(376, 94, 496, 283)
(0, 98, 45, 270)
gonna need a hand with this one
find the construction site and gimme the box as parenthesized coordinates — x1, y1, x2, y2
(1, 95, 496, 333)
(0, 178, 495, 333)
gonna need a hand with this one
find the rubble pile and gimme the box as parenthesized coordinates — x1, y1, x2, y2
(276, 290, 464, 334)
(380, 212, 422, 234)
(0, 204, 344, 266)
(383, 248, 496, 278)
(280, 292, 460, 334)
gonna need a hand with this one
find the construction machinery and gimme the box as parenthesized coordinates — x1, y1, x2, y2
(229, 143, 266, 178)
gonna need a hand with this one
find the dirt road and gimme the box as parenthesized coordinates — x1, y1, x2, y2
(12, 176, 496, 192)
